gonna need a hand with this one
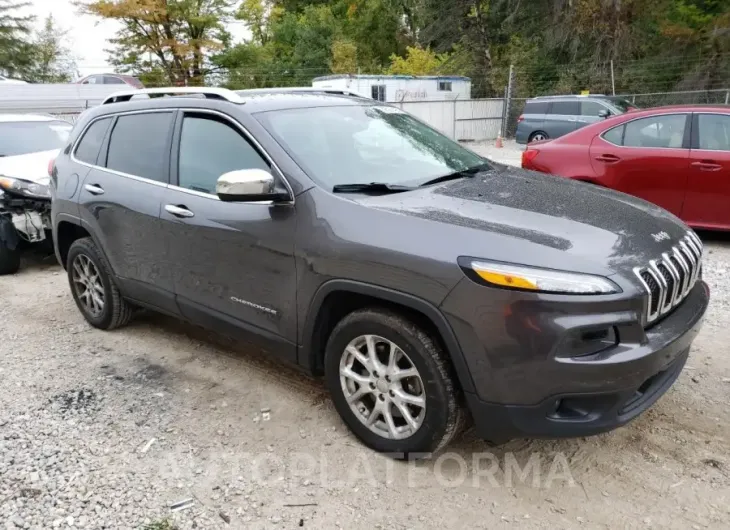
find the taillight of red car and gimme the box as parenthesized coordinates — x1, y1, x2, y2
(521, 149, 539, 169)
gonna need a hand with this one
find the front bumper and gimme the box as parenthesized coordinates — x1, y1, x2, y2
(441, 278, 709, 442)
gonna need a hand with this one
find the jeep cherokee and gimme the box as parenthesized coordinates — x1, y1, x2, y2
(50, 87, 709, 456)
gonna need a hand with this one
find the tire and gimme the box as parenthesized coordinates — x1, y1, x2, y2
(66, 237, 133, 330)
(529, 131, 549, 143)
(0, 237, 20, 275)
(324, 308, 464, 458)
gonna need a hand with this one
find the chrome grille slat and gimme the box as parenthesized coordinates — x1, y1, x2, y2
(671, 250, 690, 297)
(633, 232, 703, 325)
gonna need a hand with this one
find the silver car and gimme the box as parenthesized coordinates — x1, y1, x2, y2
(516, 95, 638, 144)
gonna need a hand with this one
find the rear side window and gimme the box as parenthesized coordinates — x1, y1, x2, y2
(550, 101, 580, 115)
(177, 114, 269, 194)
(105, 112, 173, 182)
(602, 125, 624, 146)
(524, 101, 549, 114)
(74, 117, 112, 164)
(103, 76, 126, 84)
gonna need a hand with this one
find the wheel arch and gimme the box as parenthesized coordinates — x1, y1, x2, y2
(300, 279, 475, 394)
(55, 218, 91, 269)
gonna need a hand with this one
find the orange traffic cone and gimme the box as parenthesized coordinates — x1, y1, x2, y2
(495, 134, 504, 148)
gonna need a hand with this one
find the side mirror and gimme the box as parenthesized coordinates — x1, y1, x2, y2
(598, 109, 610, 118)
(216, 169, 289, 202)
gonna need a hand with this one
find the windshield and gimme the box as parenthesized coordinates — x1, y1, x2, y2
(0, 120, 72, 157)
(255, 105, 487, 188)
(608, 98, 639, 113)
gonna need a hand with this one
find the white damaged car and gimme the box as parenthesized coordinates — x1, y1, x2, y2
(0, 114, 72, 274)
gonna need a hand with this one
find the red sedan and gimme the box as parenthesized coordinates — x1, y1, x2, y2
(521, 105, 730, 230)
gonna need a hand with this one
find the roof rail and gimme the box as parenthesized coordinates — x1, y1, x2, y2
(101, 87, 245, 105)
(235, 87, 369, 99)
(533, 94, 607, 99)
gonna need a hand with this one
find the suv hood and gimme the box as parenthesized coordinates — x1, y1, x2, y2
(351, 164, 691, 276)
(0, 149, 58, 185)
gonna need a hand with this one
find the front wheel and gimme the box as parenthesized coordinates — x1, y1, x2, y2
(0, 220, 20, 276)
(324, 309, 464, 457)
(0, 227, 21, 275)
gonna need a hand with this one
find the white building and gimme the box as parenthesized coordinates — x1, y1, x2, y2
(312, 74, 471, 102)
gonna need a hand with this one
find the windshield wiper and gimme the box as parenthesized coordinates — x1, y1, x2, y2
(332, 182, 416, 193)
(419, 162, 494, 187)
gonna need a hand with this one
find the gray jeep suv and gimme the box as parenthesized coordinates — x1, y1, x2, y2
(51, 87, 708, 457)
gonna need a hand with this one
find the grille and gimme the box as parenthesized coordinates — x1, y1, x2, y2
(634, 231, 703, 325)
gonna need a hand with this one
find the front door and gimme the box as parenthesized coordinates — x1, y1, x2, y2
(589, 112, 691, 216)
(160, 110, 298, 362)
(574, 100, 611, 130)
(77, 110, 178, 314)
(681, 112, 730, 229)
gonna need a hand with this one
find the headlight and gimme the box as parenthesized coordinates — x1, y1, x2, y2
(466, 259, 621, 295)
(0, 176, 51, 199)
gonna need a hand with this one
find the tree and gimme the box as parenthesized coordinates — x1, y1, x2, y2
(387, 45, 447, 75)
(0, 0, 35, 79)
(26, 15, 78, 83)
(77, 0, 234, 86)
(330, 39, 358, 73)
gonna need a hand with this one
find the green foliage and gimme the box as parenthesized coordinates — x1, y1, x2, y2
(142, 520, 178, 530)
(85, 0, 730, 96)
(25, 15, 78, 83)
(330, 39, 358, 74)
(0, 0, 34, 78)
(387, 46, 449, 76)
(77, 0, 234, 86)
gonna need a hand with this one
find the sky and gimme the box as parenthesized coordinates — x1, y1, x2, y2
(28, 0, 250, 77)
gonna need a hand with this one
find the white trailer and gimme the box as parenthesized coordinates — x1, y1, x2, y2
(312, 74, 471, 102)
(0, 83, 140, 115)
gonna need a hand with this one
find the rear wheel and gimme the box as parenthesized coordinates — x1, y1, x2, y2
(67, 237, 133, 330)
(324, 308, 464, 457)
(529, 131, 549, 143)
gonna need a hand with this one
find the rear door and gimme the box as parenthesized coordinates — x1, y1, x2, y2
(77, 110, 179, 314)
(588, 112, 691, 216)
(681, 112, 730, 229)
(544, 100, 581, 139)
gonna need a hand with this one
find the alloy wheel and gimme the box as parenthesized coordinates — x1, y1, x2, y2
(339, 334, 426, 440)
(531, 132, 547, 142)
(71, 254, 105, 318)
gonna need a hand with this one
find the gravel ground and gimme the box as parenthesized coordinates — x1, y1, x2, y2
(1, 235, 729, 529)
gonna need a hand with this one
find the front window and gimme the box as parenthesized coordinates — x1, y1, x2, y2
(697, 114, 730, 151)
(608, 98, 639, 113)
(256, 104, 486, 188)
(0, 120, 72, 157)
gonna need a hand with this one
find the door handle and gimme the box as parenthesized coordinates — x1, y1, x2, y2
(84, 184, 104, 195)
(164, 204, 195, 218)
(691, 161, 722, 172)
(595, 154, 621, 163)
